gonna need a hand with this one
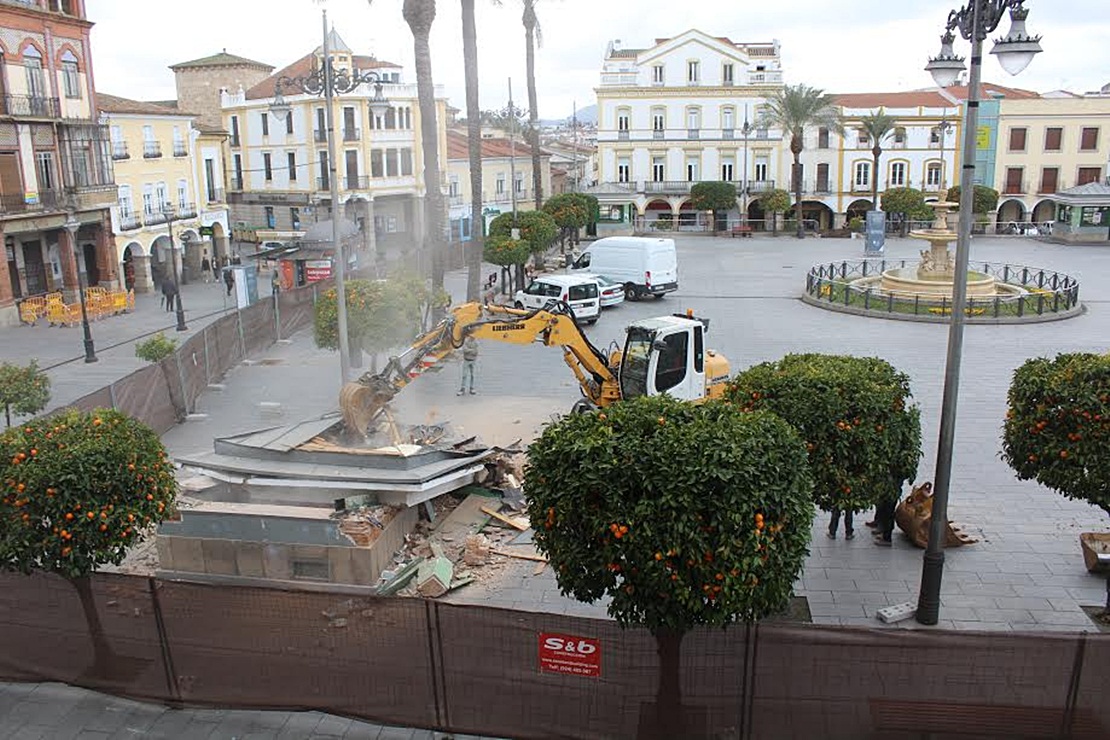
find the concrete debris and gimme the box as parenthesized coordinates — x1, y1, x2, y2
(463, 534, 491, 566)
(337, 504, 398, 547)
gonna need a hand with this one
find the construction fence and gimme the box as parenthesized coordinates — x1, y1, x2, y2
(0, 571, 1106, 740)
(63, 282, 324, 434)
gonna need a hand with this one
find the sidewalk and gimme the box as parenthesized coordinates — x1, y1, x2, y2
(0, 681, 484, 739)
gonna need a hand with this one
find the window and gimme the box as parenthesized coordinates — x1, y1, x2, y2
(893, 127, 907, 146)
(930, 126, 942, 145)
(287, 152, 297, 181)
(401, 148, 413, 176)
(370, 149, 383, 178)
(35, 151, 55, 191)
(385, 107, 397, 129)
(722, 63, 734, 86)
(117, 184, 132, 217)
(260, 112, 269, 136)
(172, 126, 186, 156)
(155, 182, 168, 211)
(686, 60, 699, 84)
(652, 65, 664, 84)
(1039, 167, 1059, 194)
(286, 110, 294, 134)
(927, 162, 942, 188)
(142, 184, 153, 215)
(685, 157, 699, 182)
(385, 148, 398, 177)
(448, 177, 459, 197)
(515, 172, 524, 193)
(230, 115, 240, 146)
(1044, 127, 1062, 151)
(496, 175, 505, 194)
(686, 107, 700, 131)
(1080, 127, 1099, 151)
(176, 179, 187, 209)
(651, 156, 665, 182)
(1008, 127, 1027, 152)
(617, 157, 630, 183)
(722, 107, 734, 131)
(1004, 167, 1024, 194)
(754, 160, 768, 182)
(318, 150, 329, 188)
(651, 108, 665, 134)
(818, 127, 830, 149)
(290, 207, 301, 230)
(263, 152, 273, 181)
(889, 162, 906, 187)
(721, 157, 734, 182)
(857, 128, 869, 146)
(23, 46, 45, 98)
(61, 51, 80, 99)
(1077, 167, 1101, 185)
(816, 163, 829, 192)
(264, 206, 276, 228)
(854, 161, 871, 187)
(654, 331, 688, 393)
(204, 159, 216, 201)
(616, 109, 630, 132)
(233, 154, 243, 188)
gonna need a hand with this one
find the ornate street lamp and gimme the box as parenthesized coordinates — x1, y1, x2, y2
(62, 213, 97, 363)
(269, 8, 391, 384)
(741, 105, 753, 225)
(162, 204, 189, 332)
(917, 0, 1042, 627)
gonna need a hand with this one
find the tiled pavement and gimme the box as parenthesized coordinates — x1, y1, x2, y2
(3, 234, 1109, 736)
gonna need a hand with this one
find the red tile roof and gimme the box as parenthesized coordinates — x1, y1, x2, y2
(446, 130, 540, 160)
(97, 93, 196, 117)
(835, 83, 1039, 109)
(244, 53, 401, 101)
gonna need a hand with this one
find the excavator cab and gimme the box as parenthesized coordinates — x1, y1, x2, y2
(618, 314, 712, 403)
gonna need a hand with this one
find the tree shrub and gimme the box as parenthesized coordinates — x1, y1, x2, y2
(726, 354, 922, 515)
(945, 184, 1000, 214)
(134, 333, 178, 363)
(758, 188, 791, 235)
(1001, 353, 1110, 518)
(488, 210, 558, 259)
(689, 182, 738, 231)
(542, 193, 589, 249)
(0, 361, 50, 429)
(314, 276, 429, 358)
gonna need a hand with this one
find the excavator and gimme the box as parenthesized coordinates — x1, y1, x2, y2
(338, 300, 731, 437)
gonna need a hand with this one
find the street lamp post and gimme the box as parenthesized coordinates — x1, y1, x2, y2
(62, 213, 97, 363)
(741, 104, 753, 225)
(936, 117, 953, 193)
(917, 0, 1041, 626)
(163, 206, 189, 332)
(270, 8, 391, 385)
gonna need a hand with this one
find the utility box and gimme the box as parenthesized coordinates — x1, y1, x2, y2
(229, 264, 258, 309)
(865, 210, 886, 254)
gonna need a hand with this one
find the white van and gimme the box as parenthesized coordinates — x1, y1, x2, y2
(513, 274, 601, 323)
(569, 237, 678, 301)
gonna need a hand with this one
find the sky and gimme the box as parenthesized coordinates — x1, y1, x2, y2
(88, 0, 1110, 120)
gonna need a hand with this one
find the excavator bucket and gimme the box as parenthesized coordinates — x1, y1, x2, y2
(339, 378, 397, 438)
(894, 481, 979, 548)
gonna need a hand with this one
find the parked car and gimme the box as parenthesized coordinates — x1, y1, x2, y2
(513, 274, 601, 323)
(585, 274, 625, 307)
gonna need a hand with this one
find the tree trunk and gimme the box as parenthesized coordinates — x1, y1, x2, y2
(523, 3, 543, 210)
(871, 147, 881, 212)
(461, 0, 483, 303)
(649, 629, 685, 740)
(4, 404, 10, 429)
(69, 575, 115, 675)
(793, 157, 804, 239)
(404, 0, 446, 315)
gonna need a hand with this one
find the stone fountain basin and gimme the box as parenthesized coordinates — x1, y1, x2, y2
(878, 267, 1015, 298)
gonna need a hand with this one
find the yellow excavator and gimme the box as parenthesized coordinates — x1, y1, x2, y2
(339, 300, 731, 436)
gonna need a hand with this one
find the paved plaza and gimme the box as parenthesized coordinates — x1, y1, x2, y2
(2, 233, 1109, 735)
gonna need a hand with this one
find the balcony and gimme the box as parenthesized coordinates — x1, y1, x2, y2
(644, 181, 692, 194)
(687, 129, 700, 140)
(173, 143, 188, 157)
(343, 127, 361, 142)
(617, 130, 629, 141)
(587, 181, 638, 194)
(144, 210, 167, 225)
(0, 94, 61, 118)
(143, 142, 162, 159)
(723, 129, 735, 140)
(111, 142, 129, 160)
(652, 129, 664, 140)
(176, 202, 197, 218)
(316, 176, 331, 191)
(746, 180, 776, 194)
(748, 70, 783, 85)
(1003, 181, 1028, 195)
(118, 212, 141, 230)
(207, 188, 225, 203)
(851, 182, 873, 192)
(448, 194, 464, 206)
(345, 175, 369, 190)
(1037, 181, 1059, 195)
(314, 129, 328, 143)
(486, 191, 511, 204)
(0, 190, 63, 215)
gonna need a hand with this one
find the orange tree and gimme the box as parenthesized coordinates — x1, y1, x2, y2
(0, 408, 177, 672)
(542, 193, 589, 252)
(526, 395, 812, 738)
(726, 354, 922, 519)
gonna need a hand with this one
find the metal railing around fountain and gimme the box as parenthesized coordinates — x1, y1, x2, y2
(803, 258, 1081, 323)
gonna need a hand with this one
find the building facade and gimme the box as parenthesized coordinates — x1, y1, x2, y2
(170, 50, 273, 131)
(445, 128, 552, 244)
(98, 93, 230, 293)
(219, 29, 448, 266)
(0, 0, 115, 326)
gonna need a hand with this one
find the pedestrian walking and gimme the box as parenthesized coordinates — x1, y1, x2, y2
(827, 507, 854, 540)
(212, 256, 221, 282)
(223, 267, 235, 297)
(161, 280, 177, 313)
(457, 336, 479, 395)
(201, 254, 212, 283)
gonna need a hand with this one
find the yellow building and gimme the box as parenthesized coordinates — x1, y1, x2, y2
(994, 95, 1110, 226)
(219, 28, 448, 266)
(445, 128, 553, 242)
(98, 94, 230, 292)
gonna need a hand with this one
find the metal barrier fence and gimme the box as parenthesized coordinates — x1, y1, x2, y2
(61, 281, 323, 434)
(0, 572, 1106, 740)
(803, 259, 1081, 323)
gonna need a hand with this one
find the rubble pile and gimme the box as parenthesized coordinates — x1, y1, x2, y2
(337, 504, 400, 547)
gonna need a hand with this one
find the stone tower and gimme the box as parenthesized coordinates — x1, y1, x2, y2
(170, 50, 274, 130)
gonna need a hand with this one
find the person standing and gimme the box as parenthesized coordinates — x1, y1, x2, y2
(201, 254, 212, 283)
(161, 279, 177, 313)
(223, 267, 235, 297)
(872, 484, 901, 547)
(457, 336, 479, 396)
(827, 507, 854, 540)
(212, 256, 221, 283)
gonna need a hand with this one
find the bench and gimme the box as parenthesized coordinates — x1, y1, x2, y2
(730, 225, 753, 238)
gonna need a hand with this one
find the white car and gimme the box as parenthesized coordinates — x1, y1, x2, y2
(586, 274, 626, 308)
(513, 274, 601, 323)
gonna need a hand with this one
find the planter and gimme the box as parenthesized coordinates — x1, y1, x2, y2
(1080, 532, 1110, 574)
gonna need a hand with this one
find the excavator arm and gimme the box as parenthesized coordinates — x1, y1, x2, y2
(339, 301, 616, 436)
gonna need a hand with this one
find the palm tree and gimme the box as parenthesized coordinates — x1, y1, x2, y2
(371, 0, 446, 298)
(859, 108, 897, 212)
(461, 0, 486, 302)
(761, 84, 842, 238)
(522, 0, 544, 209)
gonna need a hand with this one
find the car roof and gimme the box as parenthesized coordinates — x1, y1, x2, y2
(535, 274, 597, 287)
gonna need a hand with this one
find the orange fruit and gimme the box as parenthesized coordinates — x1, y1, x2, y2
(65, 513, 74, 521)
